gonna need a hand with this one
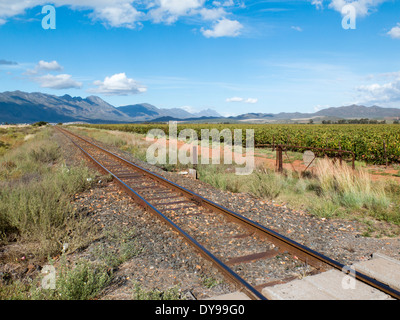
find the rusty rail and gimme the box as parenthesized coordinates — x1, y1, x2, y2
(57, 127, 400, 300)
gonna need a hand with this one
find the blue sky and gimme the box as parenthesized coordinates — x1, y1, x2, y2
(0, 0, 400, 116)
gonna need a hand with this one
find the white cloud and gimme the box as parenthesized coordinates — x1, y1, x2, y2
(311, 0, 323, 10)
(245, 98, 258, 104)
(291, 26, 303, 32)
(89, 73, 147, 96)
(224, 0, 235, 6)
(149, 0, 206, 24)
(198, 7, 226, 20)
(0, 0, 43, 20)
(35, 73, 82, 89)
(89, 3, 143, 28)
(0, 0, 245, 38)
(310, 0, 389, 17)
(25, 60, 63, 75)
(226, 96, 244, 102)
(37, 60, 63, 71)
(388, 23, 400, 39)
(356, 74, 400, 104)
(158, 0, 205, 15)
(226, 97, 258, 103)
(24, 59, 81, 89)
(328, 0, 388, 17)
(201, 18, 243, 38)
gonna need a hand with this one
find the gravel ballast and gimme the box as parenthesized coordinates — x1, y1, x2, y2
(55, 128, 400, 299)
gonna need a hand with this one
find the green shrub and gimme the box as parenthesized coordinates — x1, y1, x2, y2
(33, 258, 112, 300)
(132, 282, 181, 300)
(32, 121, 49, 127)
(0, 128, 97, 257)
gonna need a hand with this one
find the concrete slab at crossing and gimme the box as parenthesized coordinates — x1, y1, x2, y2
(262, 268, 394, 300)
(352, 252, 400, 292)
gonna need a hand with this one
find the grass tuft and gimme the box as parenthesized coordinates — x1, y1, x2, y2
(0, 127, 99, 258)
(32, 257, 112, 300)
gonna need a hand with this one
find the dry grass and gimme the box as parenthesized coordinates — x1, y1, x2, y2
(313, 158, 390, 212)
(68, 126, 151, 162)
(0, 127, 100, 258)
(197, 158, 399, 234)
(65, 126, 400, 236)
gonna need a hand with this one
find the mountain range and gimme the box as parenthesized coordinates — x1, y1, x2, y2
(118, 103, 220, 121)
(228, 105, 400, 124)
(0, 91, 221, 124)
(0, 91, 399, 124)
(232, 105, 400, 121)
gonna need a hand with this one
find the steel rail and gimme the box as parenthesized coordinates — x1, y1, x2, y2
(57, 126, 266, 300)
(57, 127, 400, 300)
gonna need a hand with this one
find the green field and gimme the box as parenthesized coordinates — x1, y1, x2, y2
(74, 123, 400, 165)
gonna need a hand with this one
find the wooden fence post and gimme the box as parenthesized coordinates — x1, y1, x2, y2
(276, 145, 283, 173)
(383, 140, 388, 169)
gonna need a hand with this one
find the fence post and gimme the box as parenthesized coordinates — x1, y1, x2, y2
(192, 145, 198, 169)
(276, 145, 283, 173)
(272, 135, 275, 151)
(383, 140, 388, 169)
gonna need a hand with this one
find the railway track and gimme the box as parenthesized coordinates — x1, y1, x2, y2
(57, 126, 400, 300)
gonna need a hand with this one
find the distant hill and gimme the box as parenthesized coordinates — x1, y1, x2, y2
(0, 91, 129, 123)
(0, 91, 398, 124)
(0, 91, 221, 124)
(148, 116, 221, 123)
(234, 113, 274, 120)
(231, 105, 400, 123)
(193, 108, 222, 118)
(117, 103, 160, 120)
(117, 104, 221, 121)
(314, 104, 400, 119)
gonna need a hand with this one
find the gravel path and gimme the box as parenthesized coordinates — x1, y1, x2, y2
(55, 129, 237, 300)
(55, 128, 400, 300)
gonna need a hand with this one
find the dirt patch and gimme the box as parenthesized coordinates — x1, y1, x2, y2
(147, 136, 400, 183)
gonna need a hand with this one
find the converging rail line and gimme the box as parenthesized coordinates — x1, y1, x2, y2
(57, 126, 400, 300)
